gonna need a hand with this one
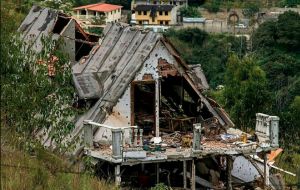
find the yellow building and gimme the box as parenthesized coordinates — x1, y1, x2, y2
(134, 5, 176, 25)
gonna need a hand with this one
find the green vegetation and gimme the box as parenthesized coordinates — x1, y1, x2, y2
(1, 128, 116, 190)
(242, 2, 260, 18)
(179, 6, 201, 18)
(251, 10, 300, 150)
(1, 1, 114, 189)
(223, 55, 270, 131)
(165, 28, 246, 88)
(166, 10, 300, 149)
(166, 10, 300, 184)
(203, 0, 221, 13)
(87, 27, 104, 35)
(150, 183, 170, 190)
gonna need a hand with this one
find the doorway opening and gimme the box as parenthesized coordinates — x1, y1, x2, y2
(131, 81, 156, 136)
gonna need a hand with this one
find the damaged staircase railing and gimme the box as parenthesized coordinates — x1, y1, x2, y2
(83, 120, 145, 160)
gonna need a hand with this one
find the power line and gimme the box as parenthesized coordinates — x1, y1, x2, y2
(1, 163, 84, 175)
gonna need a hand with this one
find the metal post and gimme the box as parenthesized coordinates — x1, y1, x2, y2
(139, 129, 143, 146)
(115, 164, 121, 186)
(226, 156, 233, 190)
(264, 153, 270, 189)
(191, 159, 196, 190)
(156, 163, 160, 184)
(83, 120, 93, 148)
(183, 160, 187, 189)
(155, 77, 160, 137)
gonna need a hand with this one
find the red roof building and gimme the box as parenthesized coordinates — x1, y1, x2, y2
(74, 3, 123, 23)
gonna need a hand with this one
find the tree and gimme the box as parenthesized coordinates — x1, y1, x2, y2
(242, 2, 259, 18)
(203, 0, 220, 13)
(1, 2, 83, 151)
(252, 20, 278, 50)
(40, 0, 74, 13)
(252, 11, 300, 51)
(223, 54, 270, 131)
(277, 11, 300, 50)
(179, 6, 201, 18)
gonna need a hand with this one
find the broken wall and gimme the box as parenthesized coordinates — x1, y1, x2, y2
(93, 40, 183, 142)
(59, 19, 76, 62)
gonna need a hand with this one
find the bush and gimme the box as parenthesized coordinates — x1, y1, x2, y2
(151, 183, 169, 190)
(203, 0, 220, 13)
(242, 2, 259, 18)
(179, 6, 201, 18)
(87, 27, 103, 35)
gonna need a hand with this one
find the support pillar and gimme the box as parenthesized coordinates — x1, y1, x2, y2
(264, 153, 270, 189)
(226, 156, 233, 190)
(190, 159, 196, 190)
(115, 164, 121, 186)
(183, 160, 187, 189)
(112, 128, 122, 159)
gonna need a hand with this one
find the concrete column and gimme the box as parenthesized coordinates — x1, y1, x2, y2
(191, 159, 196, 190)
(192, 123, 201, 151)
(115, 164, 121, 186)
(112, 128, 122, 159)
(155, 78, 160, 137)
(226, 156, 233, 190)
(183, 160, 187, 189)
(86, 9, 88, 19)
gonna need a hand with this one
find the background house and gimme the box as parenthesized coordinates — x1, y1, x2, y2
(73, 3, 122, 24)
(131, 0, 187, 26)
(134, 5, 176, 25)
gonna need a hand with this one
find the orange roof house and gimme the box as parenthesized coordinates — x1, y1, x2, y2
(73, 3, 123, 23)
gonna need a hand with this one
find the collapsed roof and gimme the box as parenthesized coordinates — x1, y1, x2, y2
(71, 23, 234, 143)
(18, 5, 98, 62)
(18, 7, 234, 149)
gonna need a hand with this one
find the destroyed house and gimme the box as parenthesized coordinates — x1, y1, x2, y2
(19, 7, 282, 188)
(18, 6, 99, 62)
(69, 23, 280, 189)
(71, 22, 234, 147)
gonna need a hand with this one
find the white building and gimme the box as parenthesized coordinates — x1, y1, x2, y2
(73, 3, 122, 23)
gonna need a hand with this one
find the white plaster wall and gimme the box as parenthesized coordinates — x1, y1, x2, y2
(105, 9, 122, 23)
(93, 41, 180, 142)
(135, 41, 178, 80)
(231, 155, 268, 182)
(94, 87, 131, 143)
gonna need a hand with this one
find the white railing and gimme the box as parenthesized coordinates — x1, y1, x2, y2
(255, 113, 279, 147)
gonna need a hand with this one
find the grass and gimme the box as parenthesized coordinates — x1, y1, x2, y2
(275, 150, 300, 186)
(0, 127, 118, 190)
